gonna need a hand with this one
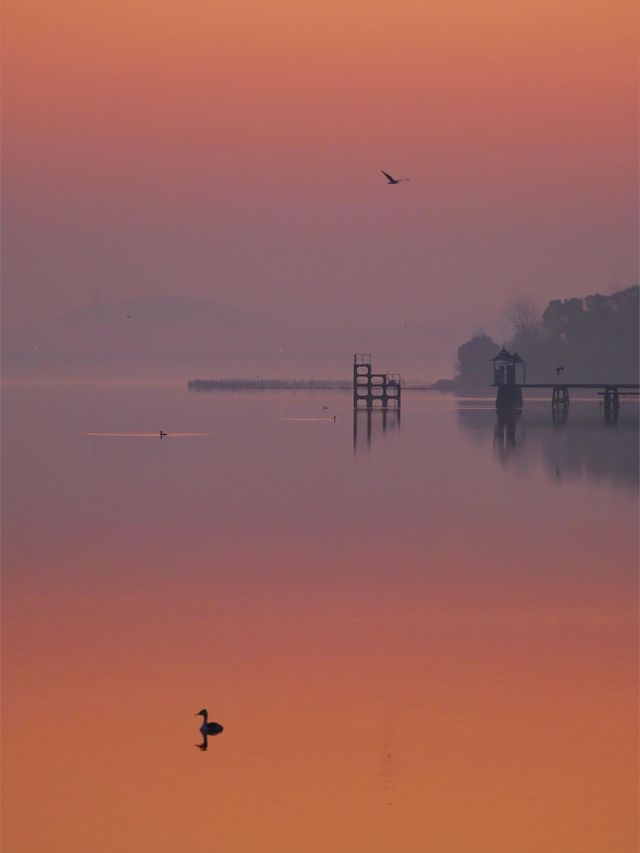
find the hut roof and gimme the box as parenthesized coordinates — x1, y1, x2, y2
(490, 347, 515, 363)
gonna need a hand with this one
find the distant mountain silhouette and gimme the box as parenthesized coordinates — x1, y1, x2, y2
(4, 296, 465, 368)
(4, 296, 300, 355)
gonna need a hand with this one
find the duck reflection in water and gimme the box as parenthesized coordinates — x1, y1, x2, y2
(195, 708, 224, 751)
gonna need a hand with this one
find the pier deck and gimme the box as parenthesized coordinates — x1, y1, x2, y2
(495, 383, 640, 390)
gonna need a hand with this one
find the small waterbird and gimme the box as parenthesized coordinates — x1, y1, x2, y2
(159, 431, 167, 438)
(196, 709, 224, 736)
(381, 170, 410, 185)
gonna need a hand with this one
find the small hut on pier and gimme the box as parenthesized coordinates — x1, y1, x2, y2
(491, 348, 526, 387)
(491, 348, 525, 409)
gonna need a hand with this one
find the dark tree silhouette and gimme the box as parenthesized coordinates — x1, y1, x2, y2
(511, 285, 639, 382)
(444, 285, 639, 388)
(454, 334, 500, 387)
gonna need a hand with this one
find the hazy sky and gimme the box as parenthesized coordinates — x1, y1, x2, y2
(3, 0, 638, 341)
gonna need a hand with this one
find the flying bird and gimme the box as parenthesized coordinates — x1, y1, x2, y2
(381, 170, 410, 185)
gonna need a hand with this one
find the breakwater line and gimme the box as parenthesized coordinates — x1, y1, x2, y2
(188, 378, 435, 391)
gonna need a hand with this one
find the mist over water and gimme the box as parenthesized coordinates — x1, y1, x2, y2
(2, 367, 637, 852)
(1, 351, 455, 386)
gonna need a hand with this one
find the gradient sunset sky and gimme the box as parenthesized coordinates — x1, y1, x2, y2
(3, 0, 638, 341)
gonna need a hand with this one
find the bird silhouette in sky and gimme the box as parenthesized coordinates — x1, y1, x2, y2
(381, 170, 410, 185)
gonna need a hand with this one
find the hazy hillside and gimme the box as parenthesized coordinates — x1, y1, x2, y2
(4, 296, 301, 355)
(3, 295, 465, 370)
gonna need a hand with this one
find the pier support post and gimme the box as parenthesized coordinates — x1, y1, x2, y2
(603, 387, 620, 424)
(551, 385, 570, 408)
(603, 386, 619, 412)
(495, 384, 523, 410)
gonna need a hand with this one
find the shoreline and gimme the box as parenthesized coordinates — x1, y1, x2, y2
(188, 378, 461, 392)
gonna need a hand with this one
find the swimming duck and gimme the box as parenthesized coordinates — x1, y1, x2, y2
(195, 708, 224, 736)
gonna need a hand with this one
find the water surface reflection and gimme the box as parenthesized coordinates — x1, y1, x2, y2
(3, 384, 637, 853)
(352, 408, 401, 453)
(457, 400, 639, 490)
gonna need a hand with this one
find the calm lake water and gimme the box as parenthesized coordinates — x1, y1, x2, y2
(2, 378, 638, 852)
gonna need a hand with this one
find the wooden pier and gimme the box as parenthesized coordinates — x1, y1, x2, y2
(491, 349, 639, 419)
(495, 383, 640, 410)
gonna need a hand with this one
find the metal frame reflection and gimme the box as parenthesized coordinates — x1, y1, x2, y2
(353, 407, 401, 454)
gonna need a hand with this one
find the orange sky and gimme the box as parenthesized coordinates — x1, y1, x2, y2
(2, 0, 637, 342)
